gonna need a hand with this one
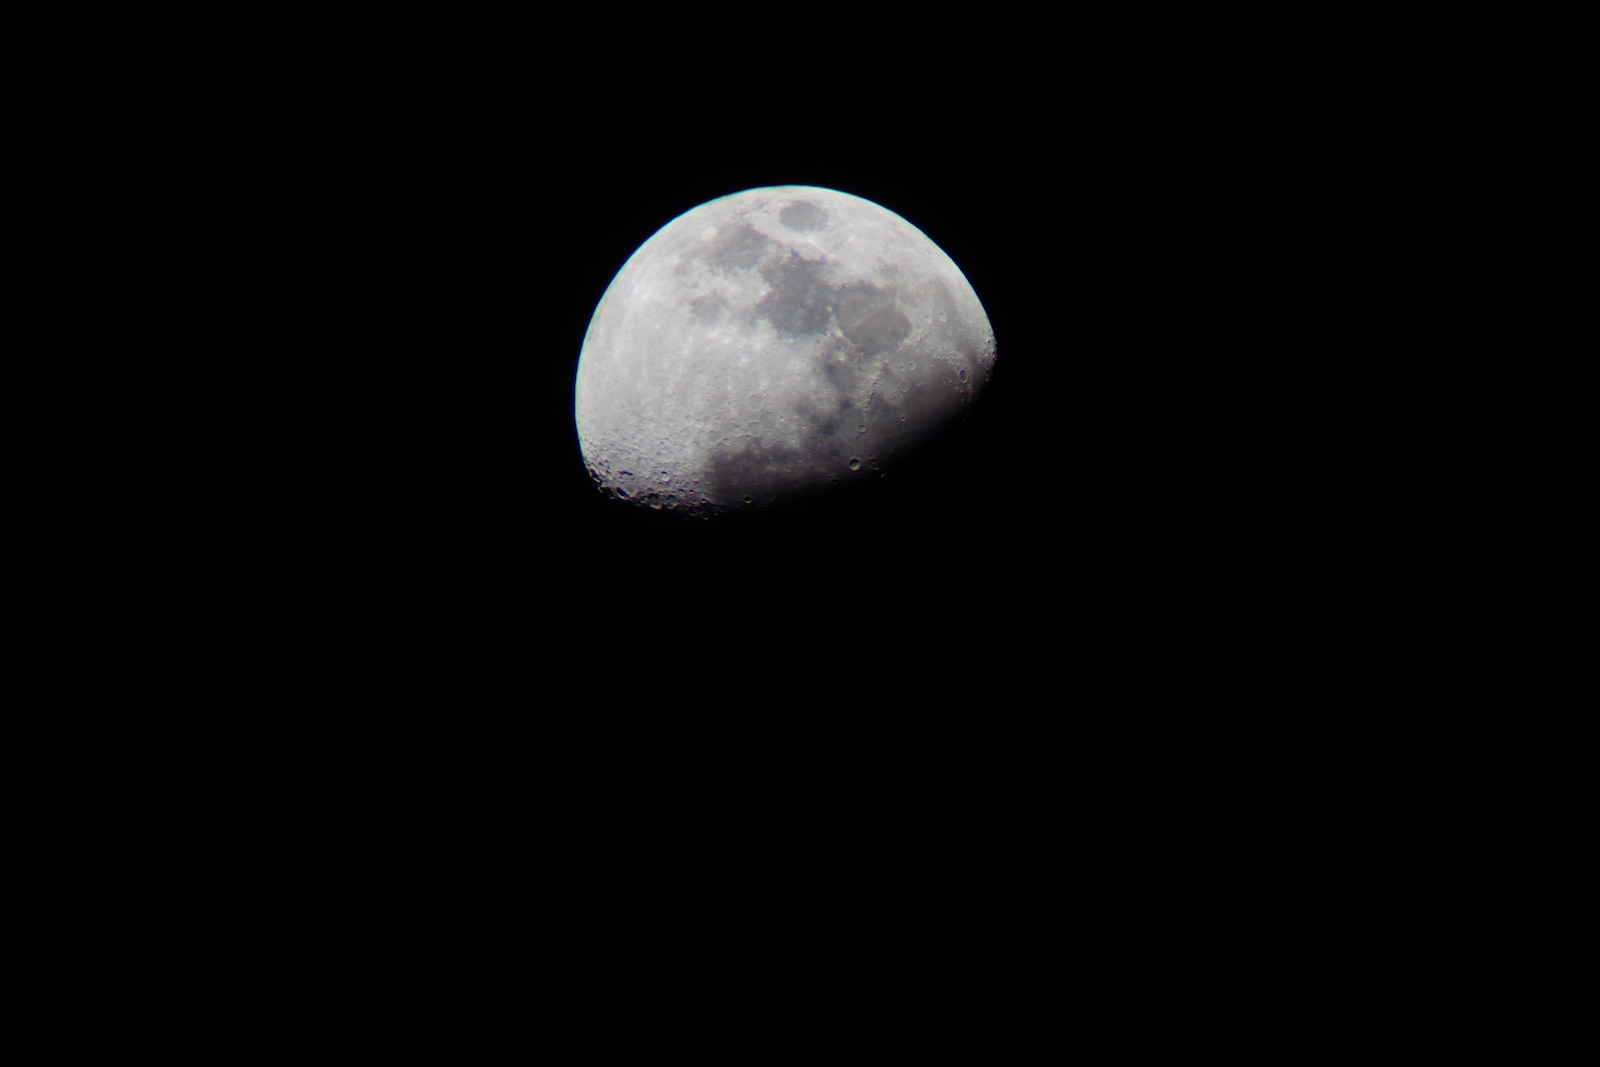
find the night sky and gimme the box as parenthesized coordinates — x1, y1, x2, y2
(84, 27, 1534, 1064)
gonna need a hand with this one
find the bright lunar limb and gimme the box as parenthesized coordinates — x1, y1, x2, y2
(574, 185, 995, 514)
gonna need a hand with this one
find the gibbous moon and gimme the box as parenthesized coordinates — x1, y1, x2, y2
(574, 185, 995, 513)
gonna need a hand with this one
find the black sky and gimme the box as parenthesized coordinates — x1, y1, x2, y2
(85, 30, 1534, 1063)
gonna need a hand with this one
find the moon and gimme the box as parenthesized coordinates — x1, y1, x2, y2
(574, 185, 995, 513)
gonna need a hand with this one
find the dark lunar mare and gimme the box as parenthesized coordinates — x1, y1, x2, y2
(704, 261, 976, 506)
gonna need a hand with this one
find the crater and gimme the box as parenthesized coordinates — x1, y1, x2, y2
(778, 200, 829, 232)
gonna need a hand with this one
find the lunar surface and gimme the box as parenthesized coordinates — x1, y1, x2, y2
(574, 185, 995, 513)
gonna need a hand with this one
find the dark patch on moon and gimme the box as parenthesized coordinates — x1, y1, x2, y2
(706, 223, 771, 271)
(758, 251, 835, 336)
(778, 200, 829, 232)
(794, 394, 845, 441)
(887, 351, 969, 434)
(689, 291, 729, 321)
(820, 351, 869, 403)
(904, 276, 949, 310)
(836, 282, 911, 354)
(703, 435, 817, 505)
